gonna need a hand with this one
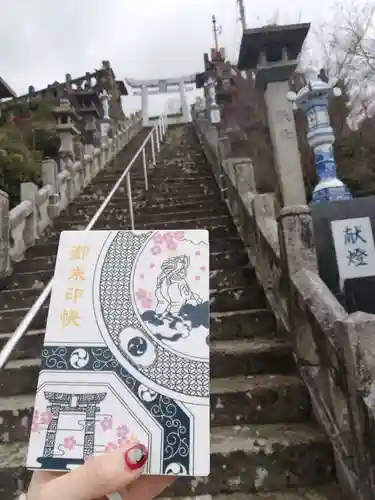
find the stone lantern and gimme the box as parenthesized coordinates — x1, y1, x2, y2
(193, 73, 206, 119)
(52, 98, 80, 170)
(74, 87, 101, 154)
(287, 68, 352, 203)
(237, 23, 310, 206)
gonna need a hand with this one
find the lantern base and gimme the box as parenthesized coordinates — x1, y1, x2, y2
(310, 178, 352, 204)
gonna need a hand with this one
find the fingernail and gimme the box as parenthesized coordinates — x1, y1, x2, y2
(124, 443, 148, 471)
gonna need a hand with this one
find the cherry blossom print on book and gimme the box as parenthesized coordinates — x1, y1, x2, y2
(26, 230, 210, 476)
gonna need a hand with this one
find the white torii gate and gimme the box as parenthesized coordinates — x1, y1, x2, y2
(125, 74, 196, 126)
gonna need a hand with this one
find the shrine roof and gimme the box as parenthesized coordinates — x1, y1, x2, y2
(0, 76, 17, 99)
(237, 23, 310, 71)
(117, 80, 128, 95)
(195, 73, 205, 89)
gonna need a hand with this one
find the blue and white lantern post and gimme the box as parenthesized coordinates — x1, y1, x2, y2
(287, 68, 352, 204)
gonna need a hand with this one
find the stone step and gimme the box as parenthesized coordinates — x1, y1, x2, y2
(22, 234, 243, 261)
(0, 374, 309, 444)
(55, 205, 230, 228)
(77, 182, 221, 203)
(0, 306, 275, 361)
(135, 209, 234, 227)
(0, 441, 30, 499)
(0, 264, 253, 314)
(0, 338, 294, 396)
(136, 185, 220, 199)
(165, 423, 334, 497)
(138, 192, 223, 206)
(210, 285, 266, 312)
(135, 198, 226, 215)
(210, 374, 310, 426)
(0, 358, 40, 397)
(0, 329, 45, 360)
(130, 181, 220, 193)
(0, 423, 334, 498)
(0, 285, 266, 333)
(81, 181, 219, 198)
(9, 256, 56, 275)
(210, 309, 276, 341)
(0, 305, 48, 334)
(0, 269, 53, 292)
(39, 213, 234, 234)
(95, 174, 216, 185)
(1, 255, 251, 306)
(0, 394, 34, 443)
(0, 277, 267, 335)
(131, 170, 214, 180)
(37, 221, 236, 245)
(135, 221, 236, 238)
(210, 338, 294, 378)
(0, 280, 266, 342)
(160, 487, 340, 500)
(210, 266, 254, 289)
(53, 211, 234, 232)
(136, 214, 233, 228)
(62, 196, 225, 219)
(4, 247, 248, 283)
(63, 192, 224, 211)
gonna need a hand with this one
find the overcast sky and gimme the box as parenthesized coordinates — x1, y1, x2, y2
(0, 0, 347, 115)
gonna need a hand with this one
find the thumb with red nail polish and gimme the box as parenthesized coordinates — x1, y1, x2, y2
(124, 443, 148, 471)
(26, 443, 149, 500)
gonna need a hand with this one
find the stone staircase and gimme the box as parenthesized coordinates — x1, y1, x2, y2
(0, 125, 338, 499)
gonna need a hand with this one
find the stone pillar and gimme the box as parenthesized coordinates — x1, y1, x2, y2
(277, 205, 319, 367)
(0, 190, 10, 280)
(141, 86, 149, 127)
(287, 68, 351, 204)
(42, 159, 58, 191)
(264, 79, 306, 206)
(237, 23, 311, 207)
(20, 182, 38, 247)
(334, 312, 375, 499)
(179, 81, 189, 123)
(218, 134, 231, 160)
(278, 205, 318, 276)
(42, 158, 60, 215)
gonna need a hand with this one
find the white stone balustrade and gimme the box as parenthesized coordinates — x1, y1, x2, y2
(0, 115, 142, 278)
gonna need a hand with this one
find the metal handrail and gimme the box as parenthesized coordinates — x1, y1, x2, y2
(0, 114, 168, 370)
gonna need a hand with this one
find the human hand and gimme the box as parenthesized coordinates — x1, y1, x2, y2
(25, 443, 175, 500)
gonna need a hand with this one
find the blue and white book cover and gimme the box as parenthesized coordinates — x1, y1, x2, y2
(26, 229, 210, 476)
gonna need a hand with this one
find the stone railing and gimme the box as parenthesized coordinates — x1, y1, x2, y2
(192, 108, 375, 500)
(0, 112, 142, 280)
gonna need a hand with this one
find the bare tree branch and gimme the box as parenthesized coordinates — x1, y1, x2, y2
(302, 0, 375, 125)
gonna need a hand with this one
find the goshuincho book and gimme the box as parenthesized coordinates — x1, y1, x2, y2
(26, 230, 210, 476)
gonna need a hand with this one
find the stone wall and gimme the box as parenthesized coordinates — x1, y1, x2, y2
(192, 107, 375, 500)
